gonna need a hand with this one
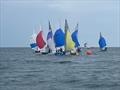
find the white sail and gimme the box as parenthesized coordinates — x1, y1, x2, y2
(30, 33, 39, 51)
(32, 33, 37, 42)
(47, 38, 56, 53)
(47, 21, 56, 54)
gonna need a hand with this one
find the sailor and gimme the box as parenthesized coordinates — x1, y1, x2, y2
(46, 45, 51, 53)
(70, 48, 76, 55)
(35, 47, 40, 53)
(101, 47, 107, 51)
(60, 48, 63, 52)
(76, 47, 81, 53)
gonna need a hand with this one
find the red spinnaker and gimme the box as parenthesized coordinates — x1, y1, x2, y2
(36, 31, 46, 49)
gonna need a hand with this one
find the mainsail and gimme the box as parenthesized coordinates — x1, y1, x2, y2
(47, 21, 56, 53)
(64, 19, 75, 51)
(36, 31, 46, 49)
(71, 23, 80, 48)
(99, 32, 106, 49)
(54, 28, 65, 47)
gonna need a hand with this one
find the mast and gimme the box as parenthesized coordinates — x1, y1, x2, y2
(59, 19, 62, 28)
(49, 21, 52, 31)
(76, 23, 78, 31)
(64, 19, 68, 52)
(100, 32, 102, 37)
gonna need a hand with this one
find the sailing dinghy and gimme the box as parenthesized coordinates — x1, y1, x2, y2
(71, 23, 81, 55)
(36, 30, 48, 54)
(54, 28, 65, 55)
(47, 21, 56, 54)
(98, 32, 107, 51)
(30, 33, 40, 53)
(64, 19, 76, 55)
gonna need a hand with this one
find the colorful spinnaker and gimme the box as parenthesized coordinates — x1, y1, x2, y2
(36, 31, 46, 49)
(71, 23, 80, 48)
(64, 19, 75, 51)
(99, 32, 107, 51)
(47, 21, 56, 53)
(54, 28, 65, 48)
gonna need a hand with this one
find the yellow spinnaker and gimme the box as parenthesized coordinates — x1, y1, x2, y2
(66, 31, 75, 50)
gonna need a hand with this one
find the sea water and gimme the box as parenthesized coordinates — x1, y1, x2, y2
(0, 47, 120, 90)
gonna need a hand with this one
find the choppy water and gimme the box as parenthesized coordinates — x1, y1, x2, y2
(0, 47, 120, 90)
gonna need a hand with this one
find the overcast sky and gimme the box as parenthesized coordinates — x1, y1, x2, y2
(0, 0, 120, 47)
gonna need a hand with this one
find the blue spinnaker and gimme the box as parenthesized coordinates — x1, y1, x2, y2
(99, 36, 106, 48)
(54, 28, 65, 47)
(71, 24, 80, 48)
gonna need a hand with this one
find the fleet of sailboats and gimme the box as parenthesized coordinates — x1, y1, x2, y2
(30, 19, 107, 55)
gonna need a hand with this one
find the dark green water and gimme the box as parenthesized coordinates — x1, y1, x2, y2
(0, 47, 120, 90)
